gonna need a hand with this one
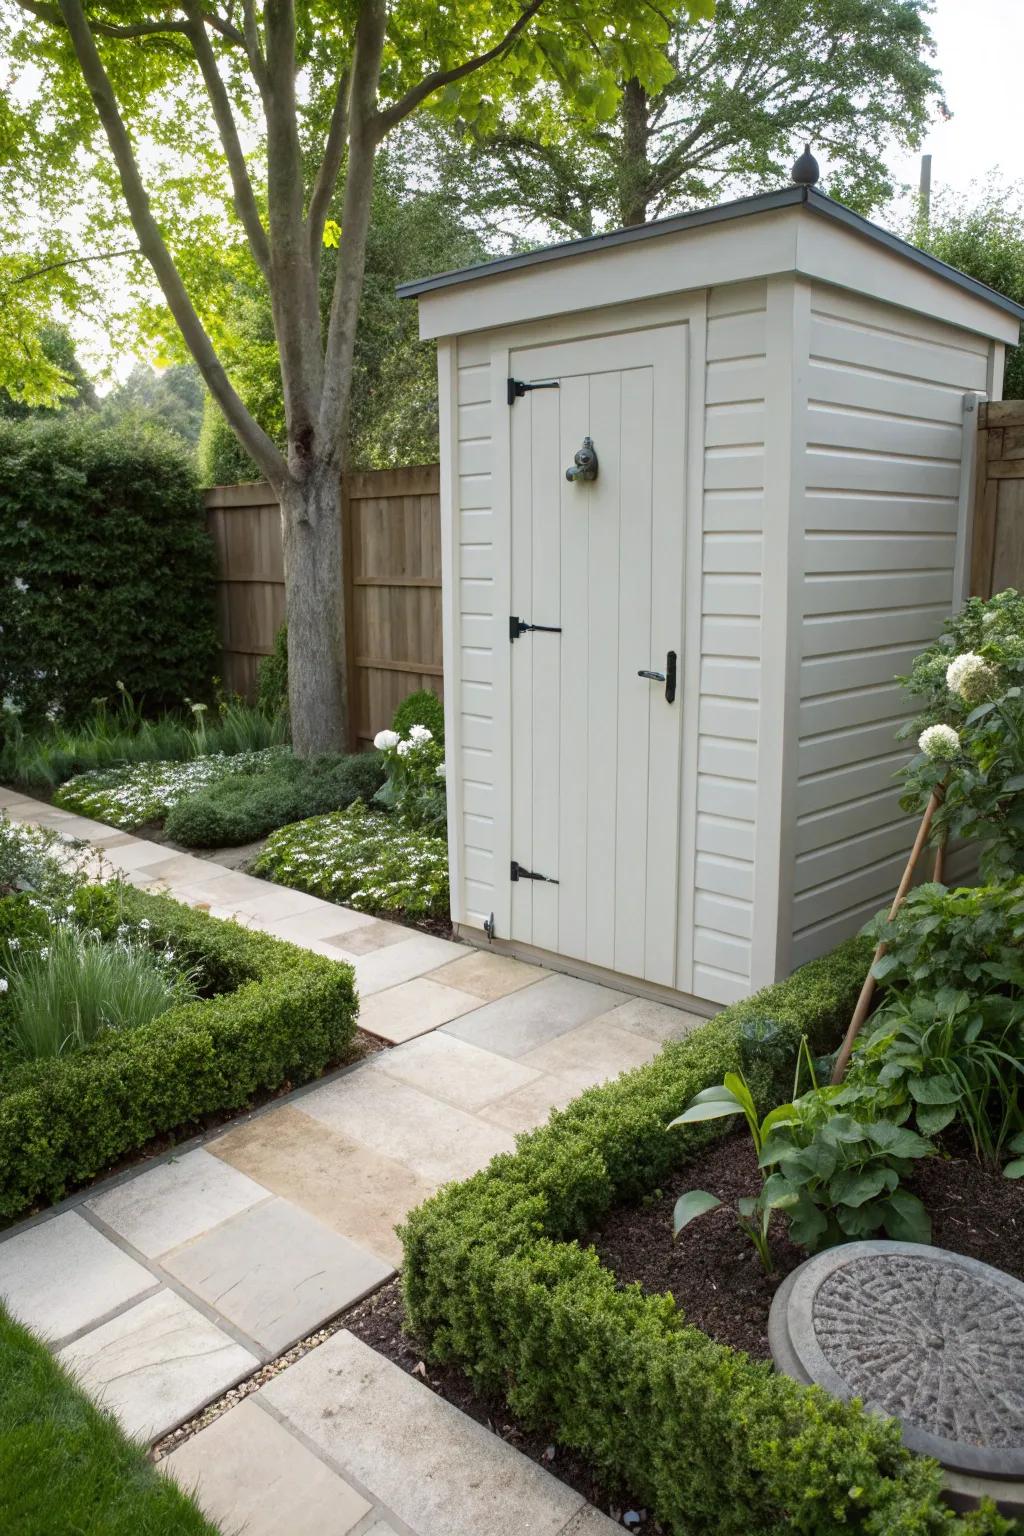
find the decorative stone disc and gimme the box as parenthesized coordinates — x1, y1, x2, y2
(768, 1241, 1024, 1481)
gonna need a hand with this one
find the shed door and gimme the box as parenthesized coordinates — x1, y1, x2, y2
(508, 326, 687, 987)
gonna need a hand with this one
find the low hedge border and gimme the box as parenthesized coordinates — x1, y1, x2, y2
(0, 884, 358, 1220)
(401, 939, 1018, 1536)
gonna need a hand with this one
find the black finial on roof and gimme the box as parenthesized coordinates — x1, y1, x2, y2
(791, 143, 820, 187)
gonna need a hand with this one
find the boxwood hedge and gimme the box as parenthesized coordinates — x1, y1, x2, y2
(401, 940, 1018, 1536)
(0, 884, 358, 1219)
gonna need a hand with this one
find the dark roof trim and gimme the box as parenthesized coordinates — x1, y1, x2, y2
(396, 186, 1024, 322)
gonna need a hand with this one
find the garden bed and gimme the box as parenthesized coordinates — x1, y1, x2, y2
(0, 877, 360, 1221)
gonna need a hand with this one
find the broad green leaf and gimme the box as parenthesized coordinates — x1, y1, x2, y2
(908, 1074, 960, 1105)
(819, 1114, 869, 1146)
(762, 1172, 801, 1210)
(673, 1190, 722, 1236)
(668, 1100, 743, 1129)
(786, 1196, 828, 1250)
(836, 1198, 888, 1236)
(829, 1168, 890, 1208)
(1003, 1159, 1024, 1179)
(915, 1102, 957, 1136)
(882, 1189, 931, 1244)
(760, 1102, 800, 1137)
(865, 1121, 934, 1157)
(1009, 1132, 1024, 1153)
(723, 1072, 756, 1119)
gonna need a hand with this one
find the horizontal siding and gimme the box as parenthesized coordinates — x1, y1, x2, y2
(455, 341, 497, 925)
(696, 280, 767, 1003)
(791, 283, 985, 967)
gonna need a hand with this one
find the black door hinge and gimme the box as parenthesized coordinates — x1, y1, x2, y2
(510, 615, 563, 642)
(507, 376, 560, 406)
(510, 861, 559, 885)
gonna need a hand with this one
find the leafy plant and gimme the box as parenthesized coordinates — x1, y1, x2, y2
(1005, 1132, 1024, 1179)
(757, 1090, 934, 1249)
(668, 1070, 801, 1272)
(164, 748, 384, 846)
(256, 624, 289, 721)
(1, 923, 192, 1062)
(865, 880, 1024, 998)
(391, 689, 445, 747)
(373, 724, 446, 831)
(254, 800, 449, 918)
(55, 748, 288, 829)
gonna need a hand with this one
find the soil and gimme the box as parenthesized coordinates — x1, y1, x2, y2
(346, 1131, 1024, 1532)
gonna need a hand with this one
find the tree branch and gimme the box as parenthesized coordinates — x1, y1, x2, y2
(307, 67, 350, 272)
(0, 245, 141, 295)
(375, 0, 548, 136)
(183, 1, 271, 281)
(53, 0, 287, 487)
(242, 0, 268, 94)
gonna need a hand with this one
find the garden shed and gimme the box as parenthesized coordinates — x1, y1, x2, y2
(400, 185, 1024, 1009)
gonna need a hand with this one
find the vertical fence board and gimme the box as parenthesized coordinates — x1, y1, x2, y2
(205, 465, 441, 746)
(971, 401, 1024, 598)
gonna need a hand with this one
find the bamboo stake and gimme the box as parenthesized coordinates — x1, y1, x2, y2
(831, 784, 945, 1085)
(933, 830, 947, 885)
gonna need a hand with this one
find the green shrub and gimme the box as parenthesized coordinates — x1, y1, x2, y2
(399, 938, 1016, 1536)
(0, 1302, 218, 1536)
(0, 882, 358, 1217)
(255, 800, 449, 917)
(55, 747, 287, 829)
(257, 624, 289, 720)
(164, 749, 385, 847)
(372, 725, 446, 831)
(392, 688, 444, 745)
(0, 417, 218, 726)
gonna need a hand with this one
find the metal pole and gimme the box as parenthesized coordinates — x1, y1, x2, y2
(919, 153, 933, 232)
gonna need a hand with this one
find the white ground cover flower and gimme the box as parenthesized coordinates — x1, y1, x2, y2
(918, 724, 960, 762)
(54, 747, 288, 830)
(945, 651, 999, 705)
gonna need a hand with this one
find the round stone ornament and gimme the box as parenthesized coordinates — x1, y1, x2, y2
(769, 1241, 1024, 1486)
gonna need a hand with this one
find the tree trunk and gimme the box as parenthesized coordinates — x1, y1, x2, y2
(281, 465, 349, 757)
(619, 77, 651, 227)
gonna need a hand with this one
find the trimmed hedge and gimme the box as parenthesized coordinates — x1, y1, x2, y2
(0, 417, 217, 725)
(0, 883, 358, 1218)
(401, 940, 1018, 1536)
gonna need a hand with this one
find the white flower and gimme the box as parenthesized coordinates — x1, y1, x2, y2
(39, 947, 49, 960)
(946, 651, 999, 704)
(373, 729, 400, 751)
(0, 977, 7, 993)
(396, 739, 412, 756)
(408, 724, 433, 744)
(919, 724, 960, 762)
(435, 762, 446, 779)
(139, 918, 151, 930)
(8, 938, 19, 951)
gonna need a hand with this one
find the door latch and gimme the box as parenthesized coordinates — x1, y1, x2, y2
(637, 650, 677, 704)
(510, 615, 562, 642)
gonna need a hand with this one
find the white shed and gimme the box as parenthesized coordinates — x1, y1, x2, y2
(400, 186, 1024, 1010)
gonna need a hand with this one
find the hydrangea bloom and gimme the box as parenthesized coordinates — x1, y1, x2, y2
(918, 724, 960, 761)
(373, 729, 400, 751)
(945, 651, 999, 705)
(435, 762, 446, 779)
(396, 739, 412, 756)
(408, 724, 433, 745)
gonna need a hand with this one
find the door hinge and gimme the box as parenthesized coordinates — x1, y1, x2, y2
(507, 376, 560, 406)
(483, 912, 496, 942)
(509, 615, 563, 642)
(510, 860, 559, 885)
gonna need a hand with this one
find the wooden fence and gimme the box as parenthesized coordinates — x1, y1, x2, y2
(971, 400, 1024, 597)
(205, 464, 441, 749)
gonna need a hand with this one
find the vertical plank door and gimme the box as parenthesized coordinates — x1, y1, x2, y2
(508, 327, 688, 987)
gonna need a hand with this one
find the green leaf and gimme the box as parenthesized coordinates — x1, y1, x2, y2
(786, 1195, 828, 1250)
(668, 1099, 743, 1129)
(864, 1121, 934, 1157)
(829, 1167, 890, 1208)
(819, 1114, 869, 1146)
(762, 1172, 801, 1210)
(1009, 1131, 1024, 1153)
(908, 1075, 960, 1105)
(882, 1189, 932, 1244)
(1004, 1159, 1024, 1179)
(672, 1190, 722, 1236)
(836, 1198, 888, 1236)
(722, 1071, 757, 1120)
(759, 1102, 799, 1137)
(915, 1102, 957, 1136)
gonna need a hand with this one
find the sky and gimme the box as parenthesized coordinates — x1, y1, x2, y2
(887, 0, 1024, 209)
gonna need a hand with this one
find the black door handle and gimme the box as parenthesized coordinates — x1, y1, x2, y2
(637, 651, 677, 704)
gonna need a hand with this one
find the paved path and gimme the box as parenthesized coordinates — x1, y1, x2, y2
(0, 790, 702, 1535)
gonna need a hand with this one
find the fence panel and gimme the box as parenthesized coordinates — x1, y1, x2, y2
(205, 464, 441, 747)
(971, 401, 1024, 598)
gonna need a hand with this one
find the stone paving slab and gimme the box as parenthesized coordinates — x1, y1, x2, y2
(479, 1074, 584, 1134)
(600, 995, 708, 1043)
(163, 1396, 373, 1536)
(262, 1330, 589, 1536)
(327, 917, 420, 954)
(428, 948, 550, 1000)
(255, 903, 378, 942)
(209, 1105, 433, 1267)
(0, 1211, 156, 1343)
(368, 1030, 543, 1112)
(59, 1288, 258, 1442)
(357, 975, 483, 1044)
(345, 932, 466, 996)
(86, 1148, 270, 1259)
(443, 972, 630, 1058)
(300, 1071, 516, 1186)
(163, 1197, 393, 1354)
(519, 1016, 663, 1092)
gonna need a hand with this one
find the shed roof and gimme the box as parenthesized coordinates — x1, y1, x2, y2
(397, 185, 1024, 322)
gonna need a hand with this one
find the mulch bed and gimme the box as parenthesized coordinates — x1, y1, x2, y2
(346, 1129, 1024, 1531)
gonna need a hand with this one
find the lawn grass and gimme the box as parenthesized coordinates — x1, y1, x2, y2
(0, 1302, 219, 1536)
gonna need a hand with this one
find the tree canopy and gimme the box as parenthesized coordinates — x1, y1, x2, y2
(447, 0, 944, 238)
